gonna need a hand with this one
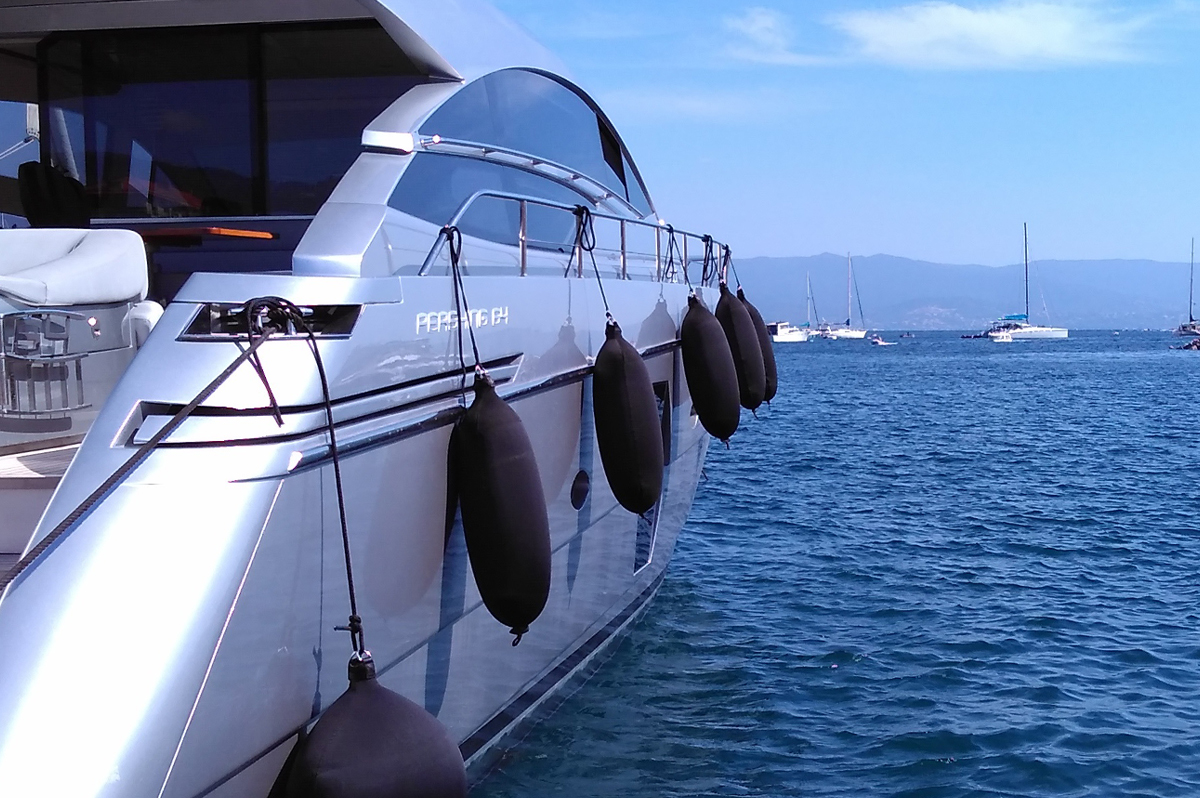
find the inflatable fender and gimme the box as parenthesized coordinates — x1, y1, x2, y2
(450, 377, 551, 640)
(283, 655, 466, 798)
(715, 283, 766, 410)
(680, 294, 740, 442)
(738, 287, 777, 403)
(593, 320, 664, 515)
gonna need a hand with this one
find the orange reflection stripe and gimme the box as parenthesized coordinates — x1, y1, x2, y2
(203, 227, 277, 240)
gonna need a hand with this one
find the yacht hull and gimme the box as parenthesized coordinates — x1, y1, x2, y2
(771, 331, 809, 343)
(0, 274, 713, 797)
(991, 326, 1068, 340)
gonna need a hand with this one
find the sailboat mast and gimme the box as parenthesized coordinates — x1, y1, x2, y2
(1190, 238, 1195, 324)
(1024, 223, 1030, 321)
(806, 272, 812, 326)
(846, 253, 852, 327)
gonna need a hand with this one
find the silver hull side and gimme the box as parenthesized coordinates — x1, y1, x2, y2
(0, 273, 712, 797)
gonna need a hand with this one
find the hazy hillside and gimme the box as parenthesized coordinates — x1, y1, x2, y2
(733, 254, 1194, 331)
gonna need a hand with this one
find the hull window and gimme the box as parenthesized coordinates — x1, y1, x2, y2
(389, 152, 591, 247)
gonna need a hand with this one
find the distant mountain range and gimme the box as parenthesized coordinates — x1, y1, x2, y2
(734, 253, 1196, 331)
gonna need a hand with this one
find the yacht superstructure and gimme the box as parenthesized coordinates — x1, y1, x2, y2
(0, 2, 747, 795)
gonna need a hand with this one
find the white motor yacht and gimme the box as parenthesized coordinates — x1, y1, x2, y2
(767, 321, 809, 342)
(0, 1, 749, 794)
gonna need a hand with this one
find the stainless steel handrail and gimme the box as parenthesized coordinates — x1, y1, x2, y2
(417, 188, 728, 286)
(418, 135, 641, 217)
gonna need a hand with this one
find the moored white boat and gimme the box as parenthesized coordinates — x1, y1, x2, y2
(0, 2, 752, 795)
(971, 225, 1067, 341)
(820, 254, 867, 339)
(768, 321, 809, 342)
(985, 320, 1068, 340)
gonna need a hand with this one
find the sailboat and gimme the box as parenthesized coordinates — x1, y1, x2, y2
(977, 224, 1067, 340)
(768, 272, 814, 342)
(821, 254, 867, 339)
(1176, 238, 1200, 336)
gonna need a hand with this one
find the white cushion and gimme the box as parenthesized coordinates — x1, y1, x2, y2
(0, 228, 148, 306)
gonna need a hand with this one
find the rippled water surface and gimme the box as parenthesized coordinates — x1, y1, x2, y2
(475, 331, 1200, 797)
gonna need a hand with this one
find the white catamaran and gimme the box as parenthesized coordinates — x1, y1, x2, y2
(975, 224, 1068, 340)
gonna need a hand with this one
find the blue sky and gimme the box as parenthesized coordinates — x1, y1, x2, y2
(492, 1, 1200, 265)
(3, 3, 1197, 265)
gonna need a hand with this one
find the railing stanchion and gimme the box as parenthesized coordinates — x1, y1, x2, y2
(518, 200, 528, 277)
(655, 227, 662, 282)
(681, 236, 689, 284)
(620, 220, 627, 279)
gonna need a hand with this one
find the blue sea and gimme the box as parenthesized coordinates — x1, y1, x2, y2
(475, 331, 1200, 797)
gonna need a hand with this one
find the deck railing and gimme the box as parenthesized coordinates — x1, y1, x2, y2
(417, 189, 729, 287)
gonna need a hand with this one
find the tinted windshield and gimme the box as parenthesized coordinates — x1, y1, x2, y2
(420, 70, 654, 217)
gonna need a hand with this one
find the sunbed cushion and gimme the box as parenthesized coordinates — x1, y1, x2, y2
(0, 228, 148, 306)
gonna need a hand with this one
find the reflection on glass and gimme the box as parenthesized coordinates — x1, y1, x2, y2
(389, 153, 591, 246)
(263, 25, 424, 215)
(39, 22, 423, 219)
(420, 70, 655, 215)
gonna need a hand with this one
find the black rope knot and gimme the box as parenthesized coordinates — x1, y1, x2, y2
(571, 204, 614, 319)
(243, 297, 289, 427)
(701, 235, 718, 285)
(663, 225, 689, 287)
(335, 614, 366, 653)
(572, 205, 597, 253)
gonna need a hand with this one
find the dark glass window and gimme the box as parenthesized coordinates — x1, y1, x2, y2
(419, 70, 654, 215)
(389, 152, 591, 247)
(262, 26, 425, 214)
(624, 154, 653, 217)
(0, 99, 36, 218)
(47, 28, 256, 217)
(40, 21, 423, 219)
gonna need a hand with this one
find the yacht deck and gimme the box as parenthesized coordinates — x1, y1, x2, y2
(0, 443, 77, 559)
(0, 444, 77, 486)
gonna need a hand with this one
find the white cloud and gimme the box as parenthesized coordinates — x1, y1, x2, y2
(723, 7, 829, 65)
(832, 2, 1149, 69)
